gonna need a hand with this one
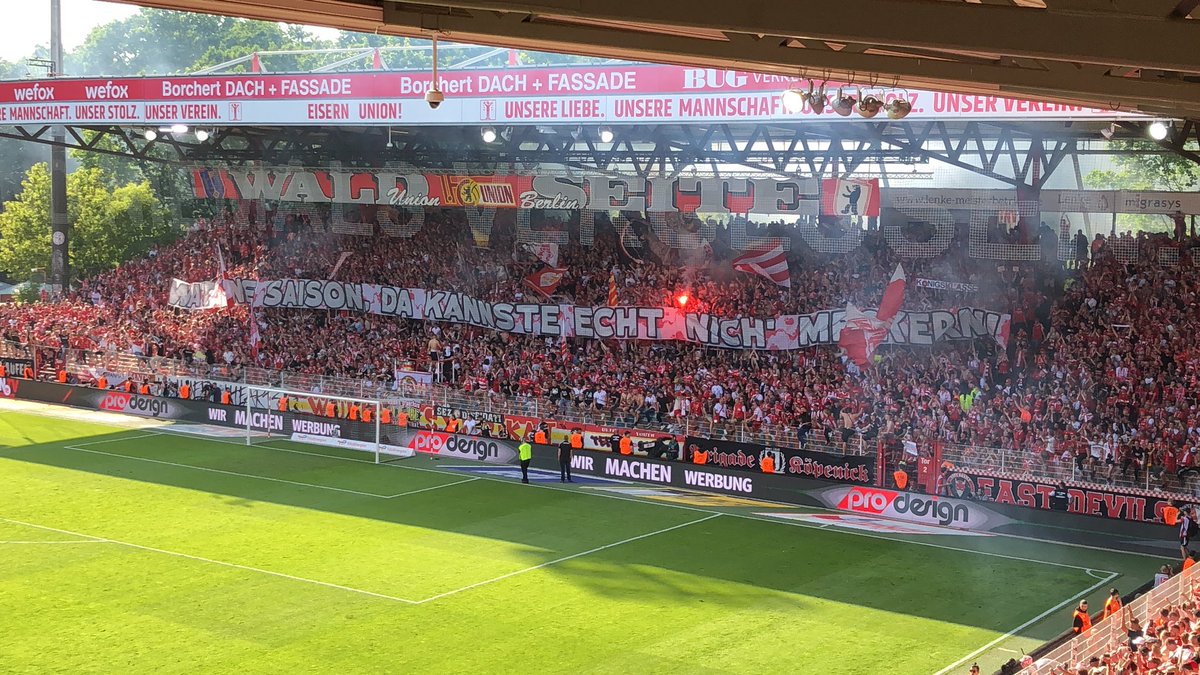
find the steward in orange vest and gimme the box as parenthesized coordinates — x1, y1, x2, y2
(1071, 600, 1092, 634)
(693, 449, 708, 465)
(0, 363, 6, 377)
(96, 376, 108, 390)
(324, 401, 336, 417)
(570, 430, 584, 449)
(278, 396, 288, 412)
(893, 470, 909, 490)
(349, 404, 361, 421)
(397, 410, 409, 427)
(361, 406, 372, 423)
(1102, 589, 1122, 620)
(22, 365, 34, 379)
(138, 383, 150, 395)
(534, 429, 548, 445)
(221, 390, 231, 405)
(761, 454, 775, 474)
(619, 434, 633, 455)
(179, 383, 190, 400)
(380, 407, 392, 425)
(123, 379, 133, 393)
(56, 369, 67, 383)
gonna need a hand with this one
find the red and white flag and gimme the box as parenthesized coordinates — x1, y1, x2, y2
(211, 244, 235, 309)
(607, 271, 619, 307)
(525, 242, 560, 268)
(838, 264, 906, 367)
(732, 243, 790, 287)
(524, 266, 567, 297)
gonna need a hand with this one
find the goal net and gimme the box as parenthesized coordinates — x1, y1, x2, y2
(240, 385, 415, 464)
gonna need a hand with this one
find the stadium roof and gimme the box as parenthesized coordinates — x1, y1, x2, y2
(110, 0, 1200, 119)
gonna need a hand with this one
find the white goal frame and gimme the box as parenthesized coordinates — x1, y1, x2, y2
(241, 384, 411, 464)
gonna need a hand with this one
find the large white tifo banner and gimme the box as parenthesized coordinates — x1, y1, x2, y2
(169, 278, 1009, 351)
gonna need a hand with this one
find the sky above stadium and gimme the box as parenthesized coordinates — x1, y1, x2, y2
(0, 0, 340, 64)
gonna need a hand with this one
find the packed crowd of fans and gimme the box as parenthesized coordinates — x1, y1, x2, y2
(3, 201, 1200, 493)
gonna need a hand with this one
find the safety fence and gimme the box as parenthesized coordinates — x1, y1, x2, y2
(5, 337, 1198, 502)
(1020, 564, 1198, 673)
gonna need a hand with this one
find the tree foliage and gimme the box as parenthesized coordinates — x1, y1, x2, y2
(0, 164, 178, 282)
(1084, 141, 1200, 232)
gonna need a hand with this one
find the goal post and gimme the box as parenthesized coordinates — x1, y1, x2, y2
(239, 384, 415, 463)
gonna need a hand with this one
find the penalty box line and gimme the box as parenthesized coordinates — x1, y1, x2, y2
(932, 568, 1119, 675)
(0, 515, 422, 605)
(61, 435, 477, 500)
(412, 513, 724, 605)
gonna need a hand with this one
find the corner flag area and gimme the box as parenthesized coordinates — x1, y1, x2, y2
(0, 408, 1161, 674)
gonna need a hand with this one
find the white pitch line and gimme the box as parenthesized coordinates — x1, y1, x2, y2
(931, 570, 1119, 675)
(413, 513, 723, 604)
(69, 432, 170, 447)
(385, 477, 478, 499)
(35, 419, 1160, 574)
(0, 516, 420, 605)
(0, 540, 107, 545)
(63, 444, 394, 499)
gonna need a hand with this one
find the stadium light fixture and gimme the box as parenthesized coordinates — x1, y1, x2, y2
(194, 129, 210, 142)
(856, 90, 883, 118)
(832, 88, 856, 117)
(1100, 123, 1117, 141)
(598, 126, 614, 143)
(884, 93, 912, 119)
(1148, 121, 1170, 140)
(481, 126, 498, 143)
(781, 88, 805, 114)
(143, 129, 157, 141)
(806, 80, 827, 114)
(168, 124, 188, 134)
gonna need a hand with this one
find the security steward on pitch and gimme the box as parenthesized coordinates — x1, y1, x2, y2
(518, 439, 533, 483)
(558, 437, 574, 483)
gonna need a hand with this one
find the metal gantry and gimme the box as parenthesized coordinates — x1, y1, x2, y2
(0, 118, 1193, 186)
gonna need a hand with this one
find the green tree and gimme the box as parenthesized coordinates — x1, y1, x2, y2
(1085, 141, 1200, 233)
(0, 164, 178, 282)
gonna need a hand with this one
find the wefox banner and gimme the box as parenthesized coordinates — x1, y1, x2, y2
(167, 278, 1010, 351)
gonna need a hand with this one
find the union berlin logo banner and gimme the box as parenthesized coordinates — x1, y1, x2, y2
(168, 278, 1009, 351)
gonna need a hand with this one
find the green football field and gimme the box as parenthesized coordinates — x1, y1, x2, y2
(0, 407, 1166, 674)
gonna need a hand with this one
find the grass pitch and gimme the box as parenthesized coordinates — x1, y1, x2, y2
(0, 409, 1165, 674)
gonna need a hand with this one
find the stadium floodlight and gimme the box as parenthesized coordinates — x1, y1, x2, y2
(806, 80, 827, 114)
(1148, 121, 1170, 140)
(781, 88, 806, 113)
(856, 90, 883, 118)
(832, 88, 856, 117)
(885, 96, 912, 119)
(143, 129, 157, 141)
(194, 129, 210, 142)
(169, 123, 188, 134)
(598, 126, 614, 143)
(481, 126, 498, 143)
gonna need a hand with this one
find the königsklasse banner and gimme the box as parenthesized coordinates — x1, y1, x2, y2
(168, 278, 1010, 351)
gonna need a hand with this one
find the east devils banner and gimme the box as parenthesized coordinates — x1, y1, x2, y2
(947, 471, 1180, 524)
(686, 437, 875, 484)
(191, 168, 821, 215)
(167, 278, 1010, 351)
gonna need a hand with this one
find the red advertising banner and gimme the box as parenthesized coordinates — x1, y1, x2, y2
(0, 66, 1139, 127)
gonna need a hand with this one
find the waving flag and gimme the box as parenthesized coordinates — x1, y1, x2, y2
(732, 243, 790, 287)
(524, 266, 567, 297)
(838, 264, 906, 367)
(607, 272, 619, 307)
(212, 244, 235, 309)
